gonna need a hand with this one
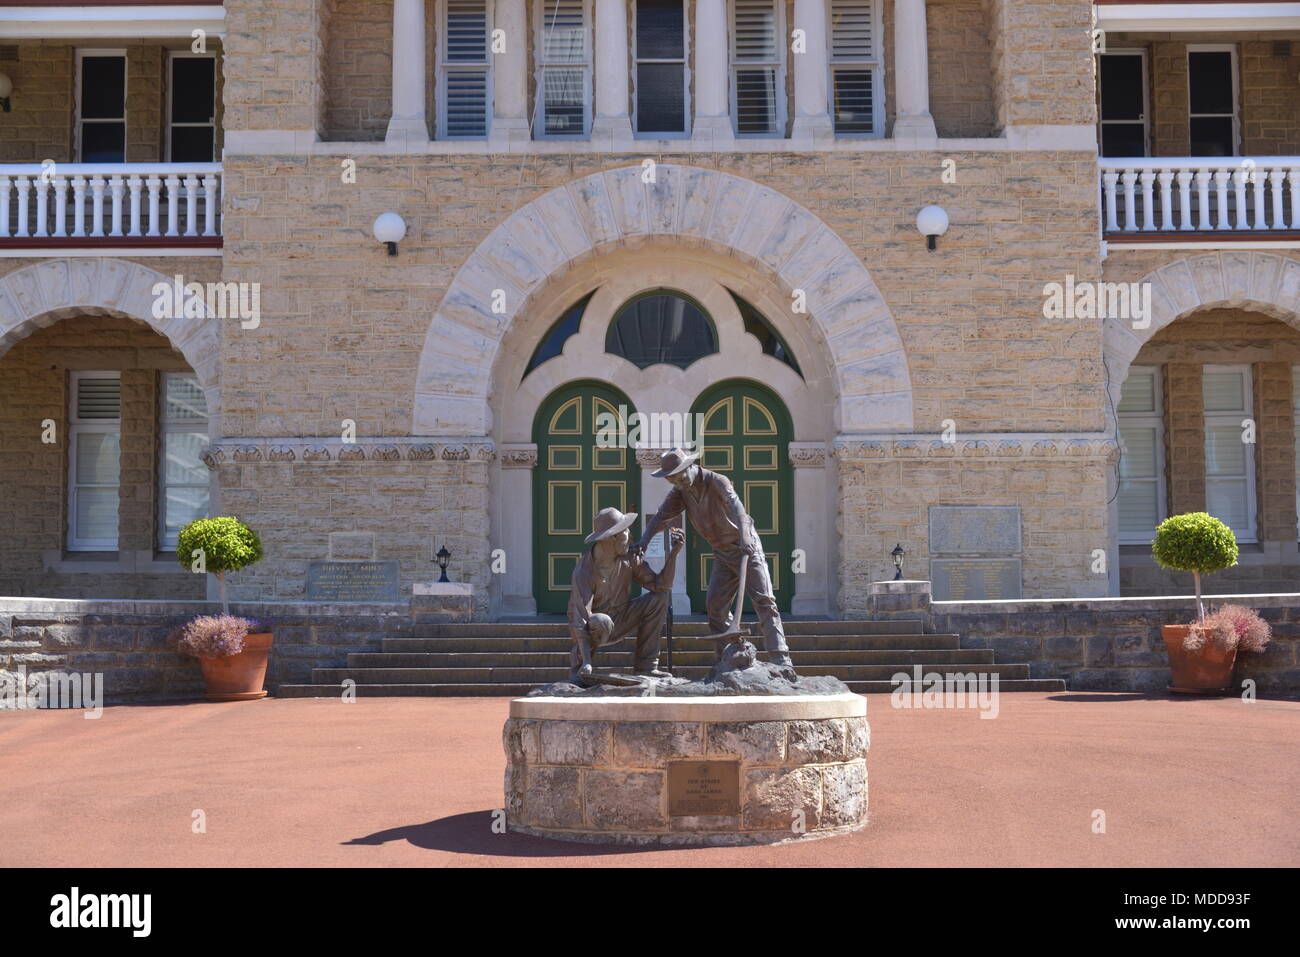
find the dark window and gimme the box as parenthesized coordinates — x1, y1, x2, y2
(524, 292, 594, 377)
(729, 290, 802, 377)
(606, 292, 718, 370)
(170, 56, 216, 161)
(1188, 50, 1236, 156)
(79, 54, 126, 162)
(1098, 53, 1147, 158)
(635, 0, 687, 135)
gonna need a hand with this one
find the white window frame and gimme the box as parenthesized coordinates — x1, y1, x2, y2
(533, 0, 593, 139)
(67, 370, 121, 552)
(1097, 48, 1150, 158)
(729, 0, 786, 138)
(166, 49, 217, 162)
(157, 372, 211, 552)
(1202, 363, 1257, 544)
(632, 0, 692, 139)
(826, 0, 884, 138)
(1187, 43, 1240, 157)
(436, 0, 494, 140)
(75, 48, 128, 163)
(1117, 365, 1167, 545)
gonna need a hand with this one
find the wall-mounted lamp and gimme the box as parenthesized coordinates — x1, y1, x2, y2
(0, 73, 12, 113)
(372, 212, 406, 256)
(916, 205, 949, 252)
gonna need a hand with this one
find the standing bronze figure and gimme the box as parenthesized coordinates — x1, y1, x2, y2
(634, 449, 793, 668)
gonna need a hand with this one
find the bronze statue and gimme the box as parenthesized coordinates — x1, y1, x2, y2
(567, 506, 683, 682)
(634, 449, 793, 668)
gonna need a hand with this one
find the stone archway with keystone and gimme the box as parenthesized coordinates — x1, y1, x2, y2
(412, 163, 914, 439)
(0, 258, 221, 418)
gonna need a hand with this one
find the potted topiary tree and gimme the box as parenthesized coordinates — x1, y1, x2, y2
(175, 517, 272, 701)
(1151, 511, 1242, 694)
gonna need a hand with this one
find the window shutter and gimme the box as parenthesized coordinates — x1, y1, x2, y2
(76, 376, 121, 420)
(539, 0, 588, 135)
(830, 0, 875, 59)
(829, 0, 877, 135)
(732, 0, 779, 135)
(443, 0, 489, 138)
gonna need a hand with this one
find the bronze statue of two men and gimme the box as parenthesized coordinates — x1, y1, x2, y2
(567, 448, 793, 682)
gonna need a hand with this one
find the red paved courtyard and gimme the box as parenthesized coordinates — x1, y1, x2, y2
(1, 692, 1296, 867)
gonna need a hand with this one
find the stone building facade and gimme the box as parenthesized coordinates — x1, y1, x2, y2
(1, 0, 1298, 619)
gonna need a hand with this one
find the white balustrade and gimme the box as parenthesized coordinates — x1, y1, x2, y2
(1100, 158, 1300, 234)
(0, 163, 222, 242)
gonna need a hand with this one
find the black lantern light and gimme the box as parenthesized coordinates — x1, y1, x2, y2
(436, 545, 451, 583)
(891, 544, 905, 581)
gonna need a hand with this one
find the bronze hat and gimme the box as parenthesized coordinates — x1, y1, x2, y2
(651, 448, 699, 478)
(585, 507, 639, 544)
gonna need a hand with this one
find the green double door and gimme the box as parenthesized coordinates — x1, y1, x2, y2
(532, 381, 641, 614)
(686, 380, 794, 614)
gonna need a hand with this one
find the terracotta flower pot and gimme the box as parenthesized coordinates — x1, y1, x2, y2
(198, 632, 273, 701)
(1162, 624, 1238, 695)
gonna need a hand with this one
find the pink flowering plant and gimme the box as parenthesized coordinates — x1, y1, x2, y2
(176, 615, 255, 660)
(1183, 604, 1272, 656)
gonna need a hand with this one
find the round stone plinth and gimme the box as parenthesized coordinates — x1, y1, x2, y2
(502, 693, 868, 846)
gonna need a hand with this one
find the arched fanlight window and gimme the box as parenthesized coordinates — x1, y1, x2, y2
(605, 290, 719, 370)
(728, 289, 802, 378)
(524, 291, 595, 377)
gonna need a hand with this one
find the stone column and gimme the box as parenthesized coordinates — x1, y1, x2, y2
(638, 449, 691, 615)
(497, 445, 538, 615)
(790, 442, 831, 616)
(693, 0, 732, 144)
(492, 0, 530, 146)
(892, 0, 937, 140)
(791, 0, 832, 139)
(386, 0, 431, 146)
(593, 0, 634, 144)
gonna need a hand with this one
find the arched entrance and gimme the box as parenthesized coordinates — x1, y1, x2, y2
(687, 380, 794, 613)
(532, 380, 642, 613)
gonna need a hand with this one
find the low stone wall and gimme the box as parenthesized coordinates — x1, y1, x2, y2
(0, 598, 415, 704)
(932, 594, 1300, 695)
(503, 695, 869, 845)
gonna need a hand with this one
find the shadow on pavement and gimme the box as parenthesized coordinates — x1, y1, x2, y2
(344, 811, 695, 857)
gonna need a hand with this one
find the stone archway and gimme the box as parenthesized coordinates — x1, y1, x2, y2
(1102, 251, 1300, 425)
(412, 164, 913, 437)
(0, 259, 220, 411)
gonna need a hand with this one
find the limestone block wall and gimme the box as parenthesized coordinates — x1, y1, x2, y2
(223, 0, 330, 134)
(322, 0, 395, 141)
(932, 593, 1300, 695)
(836, 442, 1117, 613)
(990, 0, 1097, 130)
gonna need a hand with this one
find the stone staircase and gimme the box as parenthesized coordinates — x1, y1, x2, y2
(275, 619, 1065, 697)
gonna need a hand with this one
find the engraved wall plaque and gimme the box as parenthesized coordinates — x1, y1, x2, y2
(306, 560, 400, 602)
(930, 558, 1023, 601)
(668, 760, 741, 817)
(928, 506, 1022, 556)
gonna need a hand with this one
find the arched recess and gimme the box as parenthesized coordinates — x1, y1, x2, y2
(0, 258, 221, 421)
(1102, 251, 1300, 428)
(412, 163, 912, 437)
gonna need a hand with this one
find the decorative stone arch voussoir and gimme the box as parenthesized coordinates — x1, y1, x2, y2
(0, 258, 221, 405)
(413, 164, 914, 436)
(1101, 250, 1300, 425)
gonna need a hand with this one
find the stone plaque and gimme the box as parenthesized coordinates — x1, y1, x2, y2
(930, 558, 1023, 601)
(306, 560, 400, 602)
(928, 506, 1021, 556)
(668, 760, 741, 817)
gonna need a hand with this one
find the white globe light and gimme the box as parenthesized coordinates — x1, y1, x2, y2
(915, 205, 950, 250)
(372, 212, 407, 245)
(0, 73, 12, 99)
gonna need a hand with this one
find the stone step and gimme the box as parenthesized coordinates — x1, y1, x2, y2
(379, 634, 960, 653)
(274, 677, 1066, 698)
(310, 663, 1033, 684)
(412, 619, 923, 638)
(345, 648, 996, 668)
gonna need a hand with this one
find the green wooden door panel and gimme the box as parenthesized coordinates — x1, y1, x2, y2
(533, 381, 641, 613)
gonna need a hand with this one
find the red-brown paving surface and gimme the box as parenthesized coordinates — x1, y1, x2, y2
(1, 692, 1296, 868)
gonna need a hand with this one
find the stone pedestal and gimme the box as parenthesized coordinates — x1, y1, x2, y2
(503, 693, 868, 845)
(410, 582, 474, 622)
(868, 579, 932, 622)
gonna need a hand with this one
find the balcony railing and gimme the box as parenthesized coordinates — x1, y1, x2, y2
(1100, 157, 1300, 238)
(0, 163, 222, 248)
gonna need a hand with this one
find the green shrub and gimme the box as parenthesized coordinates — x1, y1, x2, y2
(1152, 512, 1238, 621)
(176, 517, 263, 614)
